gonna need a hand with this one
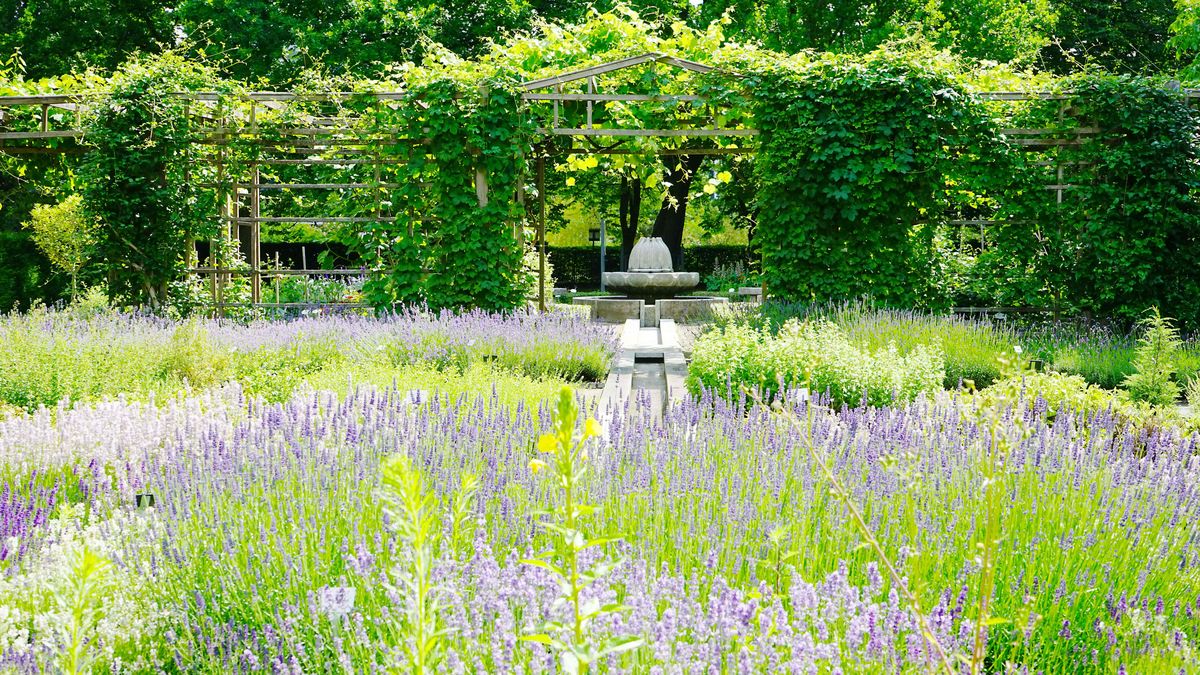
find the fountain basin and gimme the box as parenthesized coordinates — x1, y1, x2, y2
(602, 271, 700, 301)
(574, 295, 728, 325)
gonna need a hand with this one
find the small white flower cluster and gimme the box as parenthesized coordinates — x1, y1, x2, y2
(0, 385, 243, 473)
(0, 506, 173, 672)
(317, 586, 357, 621)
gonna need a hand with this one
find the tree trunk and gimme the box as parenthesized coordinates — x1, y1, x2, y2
(651, 153, 706, 271)
(618, 176, 641, 271)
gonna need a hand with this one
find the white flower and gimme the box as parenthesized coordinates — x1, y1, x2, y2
(317, 586, 356, 621)
(689, 0, 703, 6)
(1013, 345, 1023, 355)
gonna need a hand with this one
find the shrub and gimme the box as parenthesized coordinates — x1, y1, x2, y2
(834, 307, 1013, 389)
(976, 368, 1179, 438)
(708, 301, 1013, 389)
(1123, 309, 1182, 406)
(1186, 375, 1200, 407)
(688, 319, 945, 408)
(160, 320, 231, 390)
(703, 260, 758, 293)
(0, 307, 614, 410)
(1049, 344, 1136, 390)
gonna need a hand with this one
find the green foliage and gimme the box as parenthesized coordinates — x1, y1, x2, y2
(357, 78, 532, 312)
(0, 1, 172, 80)
(1017, 321, 1200, 390)
(834, 307, 1014, 389)
(703, 260, 758, 294)
(711, 301, 1012, 389)
(1044, 0, 1180, 74)
(160, 320, 232, 391)
(1173, 0, 1200, 80)
(78, 53, 230, 311)
(21, 195, 97, 301)
(749, 50, 1004, 308)
(986, 75, 1200, 324)
(234, 335, 345, 402)
(977, 369, 1182, 439)
(522, 233, 555, 306)
(1050, 344, 1136, 390)
(0, 308, 608, 410)
(57, 545, 113, 675)
(0, 309, 166, 410)
(0, 0, 1065, 89)
(1185, 374, 1200, 406)
(1064, 77, 1200, 325)
(1124, 308, 1182, 406)
(523, 387, 642, 672)
(687, 319, 946, 407)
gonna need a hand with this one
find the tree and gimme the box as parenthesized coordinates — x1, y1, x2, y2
(0, 0, 173, 79)
(1044, 0, 1180, 74)
(650, 151, 706, 271)
(22, 195, 97, 300)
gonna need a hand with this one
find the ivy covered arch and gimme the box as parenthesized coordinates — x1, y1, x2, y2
(2, 9, 1198, 323)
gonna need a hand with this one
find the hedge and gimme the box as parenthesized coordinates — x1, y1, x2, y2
(547, 245, 755, 289)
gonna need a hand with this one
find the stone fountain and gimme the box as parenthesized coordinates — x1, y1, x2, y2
(574, 237, 726, 326)
(603, 237, 699, 301)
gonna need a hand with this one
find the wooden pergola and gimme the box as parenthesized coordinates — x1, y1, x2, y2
(0, 56, 1128, 313)
(519, 52, 760, 309)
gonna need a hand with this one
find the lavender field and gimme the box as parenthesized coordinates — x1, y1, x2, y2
(1, 309, 1199, 673)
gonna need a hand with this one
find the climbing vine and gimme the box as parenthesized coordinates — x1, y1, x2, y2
(78, 53, 231, 311)
(747, 51, 1006, 307)
(357, 75, 533, 312)
(1035, 76, 1199, 325)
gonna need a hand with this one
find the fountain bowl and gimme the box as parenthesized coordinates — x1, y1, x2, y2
(602, 271, 700, 302)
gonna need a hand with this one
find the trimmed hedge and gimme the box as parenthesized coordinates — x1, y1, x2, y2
(548, 245, 755, 290)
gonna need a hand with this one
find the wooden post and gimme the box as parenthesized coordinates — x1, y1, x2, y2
(537, 151, 547, 312)
(475, 167, 489, 207)
(586, 77, 595, 129)
(553, 84, 561, 129)
(214, 97, 226, 318)
(760, 248, 767, 304)
(250, 101, 261, 305)
(250, 165, 261, 304)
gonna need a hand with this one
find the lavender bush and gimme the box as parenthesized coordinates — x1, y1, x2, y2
(0, 307, 616, 409)
(0, 381, 1198, 671)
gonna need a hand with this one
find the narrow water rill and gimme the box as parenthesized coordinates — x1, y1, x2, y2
(598, 318, 689, 422)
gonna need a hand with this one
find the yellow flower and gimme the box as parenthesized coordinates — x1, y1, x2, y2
(584, 418, 602, 438)
(528, 459, 547, 474)
(538, 433, 559, 454)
